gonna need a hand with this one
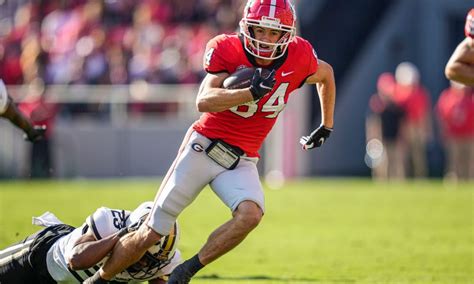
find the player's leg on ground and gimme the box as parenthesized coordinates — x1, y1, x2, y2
(0, 236, 40, 283)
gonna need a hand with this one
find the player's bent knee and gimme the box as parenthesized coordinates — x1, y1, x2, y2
(234, 201, 263, 229)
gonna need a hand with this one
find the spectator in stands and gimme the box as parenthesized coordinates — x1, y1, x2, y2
(445, 9, 474, 86)
(394, 62, 433, 178)
(0, 0, 246, 121)
(366, 72, 406, 181)
(436, 82, 474, 181)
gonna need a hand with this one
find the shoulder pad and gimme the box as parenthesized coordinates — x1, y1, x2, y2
(203, 34, 240, 74)
(86, 207, 130, 239)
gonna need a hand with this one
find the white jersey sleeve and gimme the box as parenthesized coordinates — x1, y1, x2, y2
(86, 207, 130, 240)
(47, 206, 179, 283)
(0, 79, 9, 114)
(47, 207, 132, 283)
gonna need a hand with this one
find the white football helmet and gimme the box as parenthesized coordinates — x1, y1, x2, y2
(120, 202, 180, 280)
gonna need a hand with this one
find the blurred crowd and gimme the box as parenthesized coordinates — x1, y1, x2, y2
(0, 0, 244, 86)
(366, 62, 474, 182)
(0, 0, 245, 178)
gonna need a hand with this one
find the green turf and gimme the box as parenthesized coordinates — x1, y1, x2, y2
(0, 179, 472, 284)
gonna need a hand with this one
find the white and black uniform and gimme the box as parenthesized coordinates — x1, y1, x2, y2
(0, 208, 181, 284)
(0, 223, 74, 284)
(0, 79, 9, 115)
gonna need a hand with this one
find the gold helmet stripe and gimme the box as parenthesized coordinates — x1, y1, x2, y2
(158, 222, 178, 258)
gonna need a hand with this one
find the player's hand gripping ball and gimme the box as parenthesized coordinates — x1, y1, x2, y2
(223, 67, 275, 100)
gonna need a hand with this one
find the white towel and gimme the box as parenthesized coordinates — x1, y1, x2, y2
(32, 211, 64, 227)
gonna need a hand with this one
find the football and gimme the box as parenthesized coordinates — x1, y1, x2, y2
(222, 67, 271, 89)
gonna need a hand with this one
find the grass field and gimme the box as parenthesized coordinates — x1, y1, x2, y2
(0, 179, 472, 284)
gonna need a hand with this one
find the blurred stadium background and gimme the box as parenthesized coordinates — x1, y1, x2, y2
(0, 0, 472, 180)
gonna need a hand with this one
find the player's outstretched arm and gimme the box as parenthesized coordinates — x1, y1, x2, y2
(0, 80, 46, 142)
(3, 101, 47, 142)
(300, 59, 336, 150)
(67, 227, 129, 270)
(445, 38, 474, 86)
(305, 59, 336, 128)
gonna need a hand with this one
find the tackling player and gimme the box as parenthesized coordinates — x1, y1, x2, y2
(85, 1, 336, 283)
(0, 79, 46, 142)
(0, 202, 181, 283)
(445, 9, 474, 86)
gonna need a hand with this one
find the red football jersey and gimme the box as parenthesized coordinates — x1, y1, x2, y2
(436, 87, 474, 138)
(192, 34, 318, 157)
(393, 85, 431, 124)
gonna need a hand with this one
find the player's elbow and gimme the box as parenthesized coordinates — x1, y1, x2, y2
(444, 63, 474, 85)
(67, 252, 89, 270)
(445, 64, 455, 81)
(324, 63, 335, 83)
(196, 98, 219, 112)
(196, 99, 209, 112)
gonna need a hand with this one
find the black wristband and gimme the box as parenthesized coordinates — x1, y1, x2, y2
(310, 125, 333, 137)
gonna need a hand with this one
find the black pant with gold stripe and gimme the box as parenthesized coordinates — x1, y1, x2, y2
(0, 224, 75, 284)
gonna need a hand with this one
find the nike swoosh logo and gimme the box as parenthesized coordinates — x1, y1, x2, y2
(281, 71, 294, 77)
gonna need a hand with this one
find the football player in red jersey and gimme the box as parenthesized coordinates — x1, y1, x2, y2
(445, 9, 474, 86)
(0, 79, 46, 142)
(84, 1, 336, 283)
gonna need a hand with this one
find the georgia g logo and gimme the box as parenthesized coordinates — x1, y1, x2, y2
(192, 143, 204, 152)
